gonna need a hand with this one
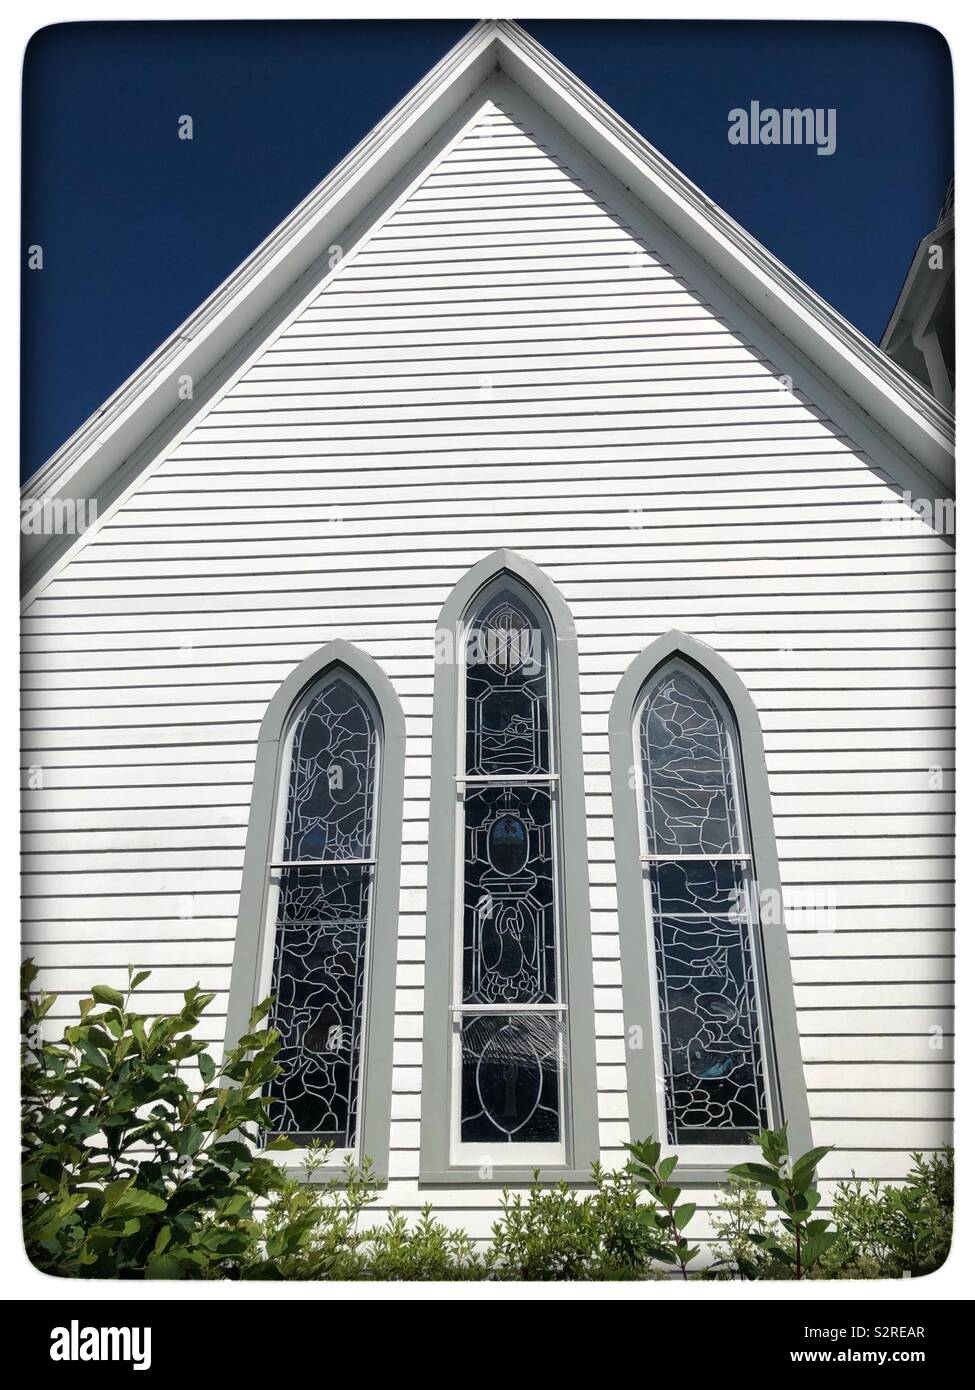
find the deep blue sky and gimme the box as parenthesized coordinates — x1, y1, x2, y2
(21, 19, 952, 481)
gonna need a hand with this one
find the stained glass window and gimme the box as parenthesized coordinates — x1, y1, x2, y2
(456, 588, 565, 1146)
(266, 675, 378, 1146)
(638, 664, 769, 1145)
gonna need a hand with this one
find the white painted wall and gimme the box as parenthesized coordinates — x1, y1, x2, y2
(22, 97, 954, 1241)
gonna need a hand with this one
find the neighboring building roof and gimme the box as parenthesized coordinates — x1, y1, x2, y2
(22, 19, 955, 589)
(880, 184, 955, 408)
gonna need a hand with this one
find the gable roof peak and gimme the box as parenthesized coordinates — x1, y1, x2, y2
(22, 18, 953, 592)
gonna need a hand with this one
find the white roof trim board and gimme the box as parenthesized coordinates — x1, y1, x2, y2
(22, 18, 955, 585)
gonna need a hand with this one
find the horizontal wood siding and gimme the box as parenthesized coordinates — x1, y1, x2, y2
(22, 99, 953, 1224)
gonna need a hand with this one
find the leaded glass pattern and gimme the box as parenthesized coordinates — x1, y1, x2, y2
(640, 668, 742, 856)
(267, 677, 378, 1145)
(462, 784, 557, 1005)
(457, 587, 565, 1146)
(465, 594, 549, 777)
(460, 1014, 563, 1144)
(638, 665, 769, 1145)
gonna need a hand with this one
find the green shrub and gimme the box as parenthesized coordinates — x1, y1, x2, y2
(21, 960, 289, 1278)
(240, 1149, 484, 1280)
(707, 1177, 777, 1280)
(22, 961, 953, 1282)
(486, 1164, 661, 1280)
(624, 1137, 700, 1279)
(238, 1147, 381, 1280)
(359, 1208, 484, 1281)
(814, 1149, 953, 1280)
(729, 1126, 837, 1279)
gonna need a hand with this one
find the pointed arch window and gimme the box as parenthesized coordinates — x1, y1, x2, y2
(456, 582, 564, 1155)
(225, 641, 405, 1177)
(420, 552, 599, 1182)
(637, 661, 768, 1145)
(265, 672, 379, 1147)
(609, 634, 812, 1182)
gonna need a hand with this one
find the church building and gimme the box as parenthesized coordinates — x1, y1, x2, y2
(22, 21, 954, 1242)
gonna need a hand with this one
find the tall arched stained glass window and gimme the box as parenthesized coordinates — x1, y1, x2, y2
(636, 661, 771, 1145)
(265, 672, 379, 1148)
(454, 583, 566, 1156)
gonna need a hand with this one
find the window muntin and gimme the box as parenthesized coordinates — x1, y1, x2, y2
(452, 586, 566, 1155)
(265, 674, 379, 1148)
(636, 663, 770, 1146)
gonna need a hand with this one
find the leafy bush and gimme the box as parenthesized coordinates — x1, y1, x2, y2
(359, 1208, 484, 1281)
(21, 961, 290, 1278)
(486, 1165, 661, 1280)
(22, 962, 953, 1281)
(624, 1137, 700, 1278)
(729, 1126, 837, 1278)
(707, 1177, 777, 1280)
(814, 1149, 953, 1280)
(714, 1131, 953, 1281)
(236, 1147, 379, 1280)
(240, 1148, 484, 1281)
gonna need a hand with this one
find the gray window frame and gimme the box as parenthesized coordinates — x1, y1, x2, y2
(419, 550, 599, 1185)
(608, 630, 812, 1185)
(224, 638, 406, 1182)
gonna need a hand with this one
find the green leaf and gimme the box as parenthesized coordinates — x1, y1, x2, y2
(102, 1177, 135, 1209)
(264, 1134, 297, 1152)
(198, 1053, 216, 1085)
(765, 1243, 795, 1267)
(648, 1245, 678, 1264)
(91, 985, 125, 1009)
(802, 1230, 839, 1266)
(760, 1127, 790, 1163)
(113, 1190, 167, 1217)
(794, 1145, 832, 1175)
(792, 1146, 832, 1189)
(146, 1253, 183, 1279)
(729, 1162, 782, 1187)
(624, 1138, 660, 1169)
(175, 1126, 204, 1159)
(673, 1202, 696, 1231)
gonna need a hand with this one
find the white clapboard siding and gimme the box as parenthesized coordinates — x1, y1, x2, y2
(21, 96, 953, 1227)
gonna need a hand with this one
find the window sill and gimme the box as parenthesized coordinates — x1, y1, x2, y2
(279, 1160, 388, 1186)
(419, 1167, 595, 1187)
(670, 1161, 753, 1188)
